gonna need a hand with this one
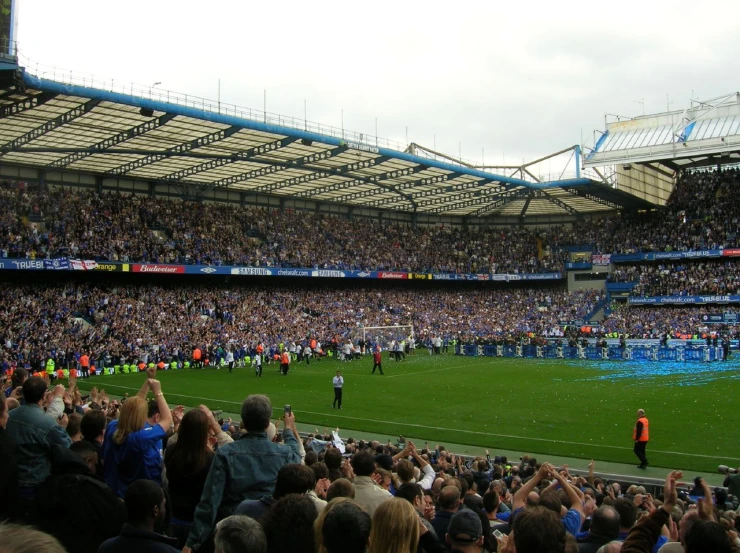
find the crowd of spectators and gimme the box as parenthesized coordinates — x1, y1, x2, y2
(0, 181, 563, 274)
(2, 168, 740, 276)
(601, 305, 731, 339)
(0, 281, 602, 371)
(568, 168, 740, 255)
(608, 260, 740, 297)
(3, 166, 740, 552)
(2, 369, 738, 553)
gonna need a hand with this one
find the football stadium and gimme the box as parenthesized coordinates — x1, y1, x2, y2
(2, 2, 740, 552)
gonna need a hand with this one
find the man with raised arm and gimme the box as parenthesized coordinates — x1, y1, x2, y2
(621, 470, 682, 553)
(547, 465, 584, 536)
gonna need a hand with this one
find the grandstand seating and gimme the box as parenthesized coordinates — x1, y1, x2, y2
(3, 167, 740, 274)
(3, 168, 740, 553)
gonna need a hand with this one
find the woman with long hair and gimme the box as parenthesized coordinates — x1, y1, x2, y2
(103, 377, 172, 497)
(164, 405, 232, 548)
(369, 497, 446, 553)
(369, 498, 419, 553)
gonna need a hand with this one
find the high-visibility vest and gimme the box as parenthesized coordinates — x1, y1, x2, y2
(193, 349, 202, 360)
(157, 361, 165, 370)
(633, 417, 649, 442)
(80, 355, 89, 367)
(282, 352, 290, 365)
(46, 359, 55, 375)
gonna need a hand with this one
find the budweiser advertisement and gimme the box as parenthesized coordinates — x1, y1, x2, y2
(378, 272, 408, 279)
(132, 264, 185, 274)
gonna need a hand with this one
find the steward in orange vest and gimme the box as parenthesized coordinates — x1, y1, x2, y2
(633, 409, 649, 469)
(280, 351, 290, 376)
(79, 354, 90, 379)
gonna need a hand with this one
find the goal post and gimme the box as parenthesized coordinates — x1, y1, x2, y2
(350, 325, 414, 352)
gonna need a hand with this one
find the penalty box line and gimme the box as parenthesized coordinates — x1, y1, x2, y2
(87, 383, 736, 461)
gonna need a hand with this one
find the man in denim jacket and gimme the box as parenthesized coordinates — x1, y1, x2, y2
(6, 376, 72, 498)
(183, 394, 301, 553)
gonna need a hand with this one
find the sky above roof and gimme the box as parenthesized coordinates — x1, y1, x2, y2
(15, 0, 740, 173)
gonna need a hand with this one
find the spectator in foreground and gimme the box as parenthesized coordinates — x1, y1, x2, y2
(683, 520, 736, 553)
(260, 494, 318, 553)
(621, 470, 682, 553)
(103, 378, 172, 497)
(213, 515, 267, 553)
(576, 505, 620, 553)
(235, 463, 317, 520)
(6, 377, 71, 507)
(432, 485, 461, 541)
(165, 406, 232, 548)
(314, 498, 371, 553)
(31, 440, 127, 553)
(0, 393, 19, 521)
(351, 449, 392, 516)
(395, 482, 438, 537)
(326, 477, 355, 501)
(373, 497, 448, 553)
(498, 506, 567, 553)
(80, 408, 107, 479)
(0, 522, 67, 553)
(446, 509, 486, 553)
(184, 394, 302, 553)
(99, 479, 179, 553)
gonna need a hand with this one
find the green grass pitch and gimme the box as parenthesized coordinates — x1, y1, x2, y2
(76, 354, 740, 473)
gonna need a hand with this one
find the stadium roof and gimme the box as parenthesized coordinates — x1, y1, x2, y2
(585, 92, 740, 171)
(0, 63, 656, 218)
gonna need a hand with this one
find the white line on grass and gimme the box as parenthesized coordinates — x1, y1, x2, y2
(90, 383, 738, 461)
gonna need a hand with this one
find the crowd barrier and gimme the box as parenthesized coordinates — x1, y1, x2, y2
(457, 344, 727, 362)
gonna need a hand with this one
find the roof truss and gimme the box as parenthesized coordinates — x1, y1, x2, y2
(158, 136, 299, 182)
(48, 113, 178, 169)
(105, 124, 241, 176)
(0, 98, 101, 154)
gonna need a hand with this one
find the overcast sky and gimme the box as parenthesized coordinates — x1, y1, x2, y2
(16, 0, 740, 172)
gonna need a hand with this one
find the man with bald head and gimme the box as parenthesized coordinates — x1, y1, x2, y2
(577, 505, 620, 553)
(633, 409, 649, 469)
(595, 542, 622, 553)
(432, 485, 461, 540)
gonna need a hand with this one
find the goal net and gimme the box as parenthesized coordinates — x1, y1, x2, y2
(349, 325, 414, 352)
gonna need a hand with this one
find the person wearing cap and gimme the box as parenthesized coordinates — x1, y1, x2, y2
(446, 509, 485, 553)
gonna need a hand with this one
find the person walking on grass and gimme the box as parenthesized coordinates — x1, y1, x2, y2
(633, 408, 649, 469)
(332, 371, 344, 409)
(371, 348, 384, 375)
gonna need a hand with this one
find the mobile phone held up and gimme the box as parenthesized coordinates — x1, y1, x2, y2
(284, 404, 291, 416)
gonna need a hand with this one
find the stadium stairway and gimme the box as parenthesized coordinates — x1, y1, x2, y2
(584, 297, 610, 323)
(209, 406, 726, 487)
